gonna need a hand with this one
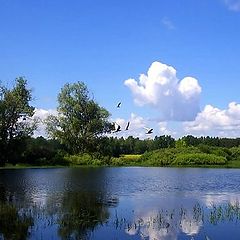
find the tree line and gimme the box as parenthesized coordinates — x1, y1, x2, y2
(1, 77, 240, 166)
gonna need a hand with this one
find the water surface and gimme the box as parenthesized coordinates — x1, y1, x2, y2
(1, 167, 240, 239)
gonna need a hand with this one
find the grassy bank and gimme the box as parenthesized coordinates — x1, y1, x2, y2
(2, 145, 240, 169)
(62, 146, 240, 168)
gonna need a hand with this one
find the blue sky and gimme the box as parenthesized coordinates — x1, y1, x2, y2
(1, 0, 240, 138)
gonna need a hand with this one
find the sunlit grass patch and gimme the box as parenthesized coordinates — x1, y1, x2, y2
(110, 154, 142, 166)
(121, 154, 142, 160)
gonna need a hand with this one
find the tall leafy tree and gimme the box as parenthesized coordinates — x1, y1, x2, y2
(0, 77, 36, 165)
(46, 81, 112, 154)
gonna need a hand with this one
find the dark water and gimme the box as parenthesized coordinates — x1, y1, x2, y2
(1, 167, 240, 240)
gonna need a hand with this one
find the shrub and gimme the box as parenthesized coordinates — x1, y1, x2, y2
(140, 149, 174, 166)
(140, 147, 228, 167)
(64, 153, 93, 165)
(110, 155, 142, 166)
(110, 157, 125, 166)
(198, 145, 232, 160)
(230, 147, 240, 161)
(173, 153, 227, 166)
(140, 147, 201, 166)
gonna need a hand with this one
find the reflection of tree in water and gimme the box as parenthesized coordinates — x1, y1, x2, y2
(58, 191, 118, 240)
(0, 184, 33, 240)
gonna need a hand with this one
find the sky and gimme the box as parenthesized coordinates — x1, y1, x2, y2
(1, 0, 240, 138)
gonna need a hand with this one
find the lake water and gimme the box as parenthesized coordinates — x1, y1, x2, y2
(1, 167, 240, 240)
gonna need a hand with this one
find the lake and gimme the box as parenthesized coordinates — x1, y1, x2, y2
(1, 167, 240, 240)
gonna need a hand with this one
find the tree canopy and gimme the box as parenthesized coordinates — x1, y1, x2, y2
(0, 77, 36, 165)
(46, 81, 112, 154)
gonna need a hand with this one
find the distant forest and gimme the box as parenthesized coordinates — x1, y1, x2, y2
(12, 135, 240, 166)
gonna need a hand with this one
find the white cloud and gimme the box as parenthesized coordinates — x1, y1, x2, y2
(162, 17, 175, 30)
(158, 122, 176, 136)
(224, 0, 240, 11)
(33, 108, 57, 137)
(111, 113, 149, 139)
(124, 61, 201, 121)
(184, 102, 240, 137)
(33, 108, 57, 120)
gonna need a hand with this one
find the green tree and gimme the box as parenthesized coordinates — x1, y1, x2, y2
(46, 81, 112, 154)
(152, 135, 175, 149)
(0, 77, 36, 165)
(175, 138, 187, 148)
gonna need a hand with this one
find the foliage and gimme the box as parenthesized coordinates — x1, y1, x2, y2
(140, 149, 174, 166)
(45, 81, 112, 154)
(197, 144, 232, 160)
(97, 135, 175, 158)
(0, 77, 36, 165)
(175, 138, 187, 148)
(64, 153, 94, 165)
(140, 147, 230, 167)
(182, 135, 240, 148)
(230, 147, 240, 161)
(173, 153, 227, 166)
(110, 154, 142, 166)
(140, 147, 201, 166)
(64, 153, 110, 166)
(21, 137, 67, 165)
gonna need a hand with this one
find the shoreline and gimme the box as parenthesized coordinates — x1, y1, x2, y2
(1, 163, 240, 170)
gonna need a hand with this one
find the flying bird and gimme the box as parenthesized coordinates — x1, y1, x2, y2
(114, 122, 121, 133)
(125, 121, 130, 130)
(117, 102, 121, 108)
(144, 127, 153, 134)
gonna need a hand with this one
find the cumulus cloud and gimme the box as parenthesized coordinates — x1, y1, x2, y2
(184, 102, 240, 136)
(33, 108, 57, 137)
(124, 61, 201, 121)
(224, 0, 240, 11)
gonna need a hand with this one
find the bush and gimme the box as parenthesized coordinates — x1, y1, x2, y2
(140, 150, 174, 166)
(173, 153, 227, 166)
(230, 147, 240, 161)
(49, 151, 69, 165)
(198, 145, 232, 160)
(140, 147, 201, 166)
(92, 159, 102, 166)
(111, 157, 125, 166)
(64, 153, 93, 165)
(110, 155, 142, 166)
(64, 153, 107, 166)
(140, 147, 229, 167)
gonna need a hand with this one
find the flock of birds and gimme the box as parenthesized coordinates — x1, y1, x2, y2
(113, 102, 153, 135)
